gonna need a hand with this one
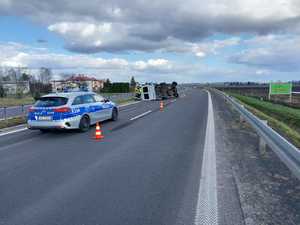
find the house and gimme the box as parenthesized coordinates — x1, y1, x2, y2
(51, 75, 105, 92)
(1, 81, 30, 95)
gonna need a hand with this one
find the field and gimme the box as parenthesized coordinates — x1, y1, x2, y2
(229, 93, 300, 147)
(0, 96, 35, 107)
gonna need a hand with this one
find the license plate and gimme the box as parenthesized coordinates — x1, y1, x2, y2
(38, 116, 52, 121)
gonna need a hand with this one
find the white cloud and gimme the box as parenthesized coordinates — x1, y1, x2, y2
(2, 1, 300, 82)
(191, 37, 241, 57)
(195, 51, 206, 58)
(230, 34, 300, 72)
(0, 42, 177, 77)
(2, 0, 300, 53)
(133, 59, 172, 71)
(256, 69, 270, 75)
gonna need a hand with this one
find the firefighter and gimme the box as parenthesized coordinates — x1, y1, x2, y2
(135, 85, 142, 99)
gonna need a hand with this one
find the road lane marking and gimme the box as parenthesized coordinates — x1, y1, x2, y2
(194, 90, 218, 225)
(129, 110, 152, 121)
(0, 128, 28, 137)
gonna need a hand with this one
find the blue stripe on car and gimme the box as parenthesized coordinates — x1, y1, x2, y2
(28, 104, 114, 121)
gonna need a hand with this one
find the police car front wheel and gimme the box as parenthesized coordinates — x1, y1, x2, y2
(111, 108, 118, 121)
(79, 115, 90, 132)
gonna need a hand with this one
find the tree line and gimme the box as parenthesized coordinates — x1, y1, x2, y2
(100, 77, 137, 93)
(0, 67, 52, 98)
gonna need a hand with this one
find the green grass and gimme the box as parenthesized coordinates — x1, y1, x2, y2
(115, 97, 136, 105)
(227, 93, 300, 148)
(0, 96, 34, 107)
(228, 93, 300, 130)
(0, 116, 26, 129)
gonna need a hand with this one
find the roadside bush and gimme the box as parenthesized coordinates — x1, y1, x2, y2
(33, 92, 41, 100)
(16, 90, 24, 98)
(101, 82, 130, 93)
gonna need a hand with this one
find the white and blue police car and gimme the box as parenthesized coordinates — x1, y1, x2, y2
(27, 91, 118, 132)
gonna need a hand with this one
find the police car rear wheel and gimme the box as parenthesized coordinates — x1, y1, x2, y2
(79, 116, 90, 132)
(39, 129, 49, 133)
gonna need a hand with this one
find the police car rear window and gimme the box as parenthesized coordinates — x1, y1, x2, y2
(35, 97, 68, 107)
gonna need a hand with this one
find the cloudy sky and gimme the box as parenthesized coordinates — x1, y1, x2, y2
(1, 0, 300, 83)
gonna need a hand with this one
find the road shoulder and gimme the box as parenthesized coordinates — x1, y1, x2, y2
(212, 91, 300, 225)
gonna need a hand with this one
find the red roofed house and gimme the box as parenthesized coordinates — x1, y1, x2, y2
(51, 75, 105, 92)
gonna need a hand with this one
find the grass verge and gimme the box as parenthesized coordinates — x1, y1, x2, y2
(0, 116, 26, 129)
(227, 93, 300, 148)
(0, 96, 34, 107)
(115, 97, 136, 105)
(228, 93, 300, 130)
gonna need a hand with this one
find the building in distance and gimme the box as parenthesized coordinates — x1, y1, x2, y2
(51, 75, 105, 92)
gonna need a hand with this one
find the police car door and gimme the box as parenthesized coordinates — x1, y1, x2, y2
(81, 94, 101, 123)
(93, 94, 112, 120)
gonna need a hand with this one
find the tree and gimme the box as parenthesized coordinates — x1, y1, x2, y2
(39, 67, 52, 84)
(105, 79, 111, 86)
(7, 68, 17, 82)
(2, 75, 10, 81)
(130, 76, 136, 88)
(20, 73, 31, 81)
(0, 84, 5, 98)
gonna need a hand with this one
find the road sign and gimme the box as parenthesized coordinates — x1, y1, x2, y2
(269, 83, 292, 95)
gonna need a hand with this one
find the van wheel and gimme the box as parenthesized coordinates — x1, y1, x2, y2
(79, 116, 90, 132)
(111, 108, 118, 121)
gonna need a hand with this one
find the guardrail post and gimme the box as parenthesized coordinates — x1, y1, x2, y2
(4, 107, 6, 121)
(259, 120, 268, 156)
(239, 115, 245, 123)
(259, 136, 267, 155)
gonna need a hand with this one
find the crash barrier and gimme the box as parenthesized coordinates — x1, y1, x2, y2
(0, 105, 31, 121)
(214, 89, 300, 180)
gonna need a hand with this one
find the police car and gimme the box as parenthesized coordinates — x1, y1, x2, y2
(27, 91, 118, 132)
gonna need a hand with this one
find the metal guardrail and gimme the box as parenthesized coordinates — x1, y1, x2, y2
(0, 105, 30, 121)
(214, 89, 300, 180)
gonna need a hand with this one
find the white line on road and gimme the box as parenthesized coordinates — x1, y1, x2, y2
(0, 127, 28, 137)
(194, 90, 218, 225)
(129, 110, 152, 121)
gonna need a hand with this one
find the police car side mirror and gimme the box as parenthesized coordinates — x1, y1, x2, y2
(101, 98, 110, 103)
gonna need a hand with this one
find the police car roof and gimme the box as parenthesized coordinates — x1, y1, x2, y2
(42, 91, 95, 98)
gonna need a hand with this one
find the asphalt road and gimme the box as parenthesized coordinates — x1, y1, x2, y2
(0, 90, 237, 225)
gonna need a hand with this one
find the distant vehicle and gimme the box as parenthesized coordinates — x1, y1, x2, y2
(136, 82, 179, 100)
(27, 91, 118, 132)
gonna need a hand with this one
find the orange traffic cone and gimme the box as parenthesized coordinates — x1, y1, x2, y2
(95, 122, 104, 140)
(160, 101, 164, 111)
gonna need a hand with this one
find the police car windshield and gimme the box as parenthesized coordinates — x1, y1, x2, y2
(35, 97, 68, 107)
